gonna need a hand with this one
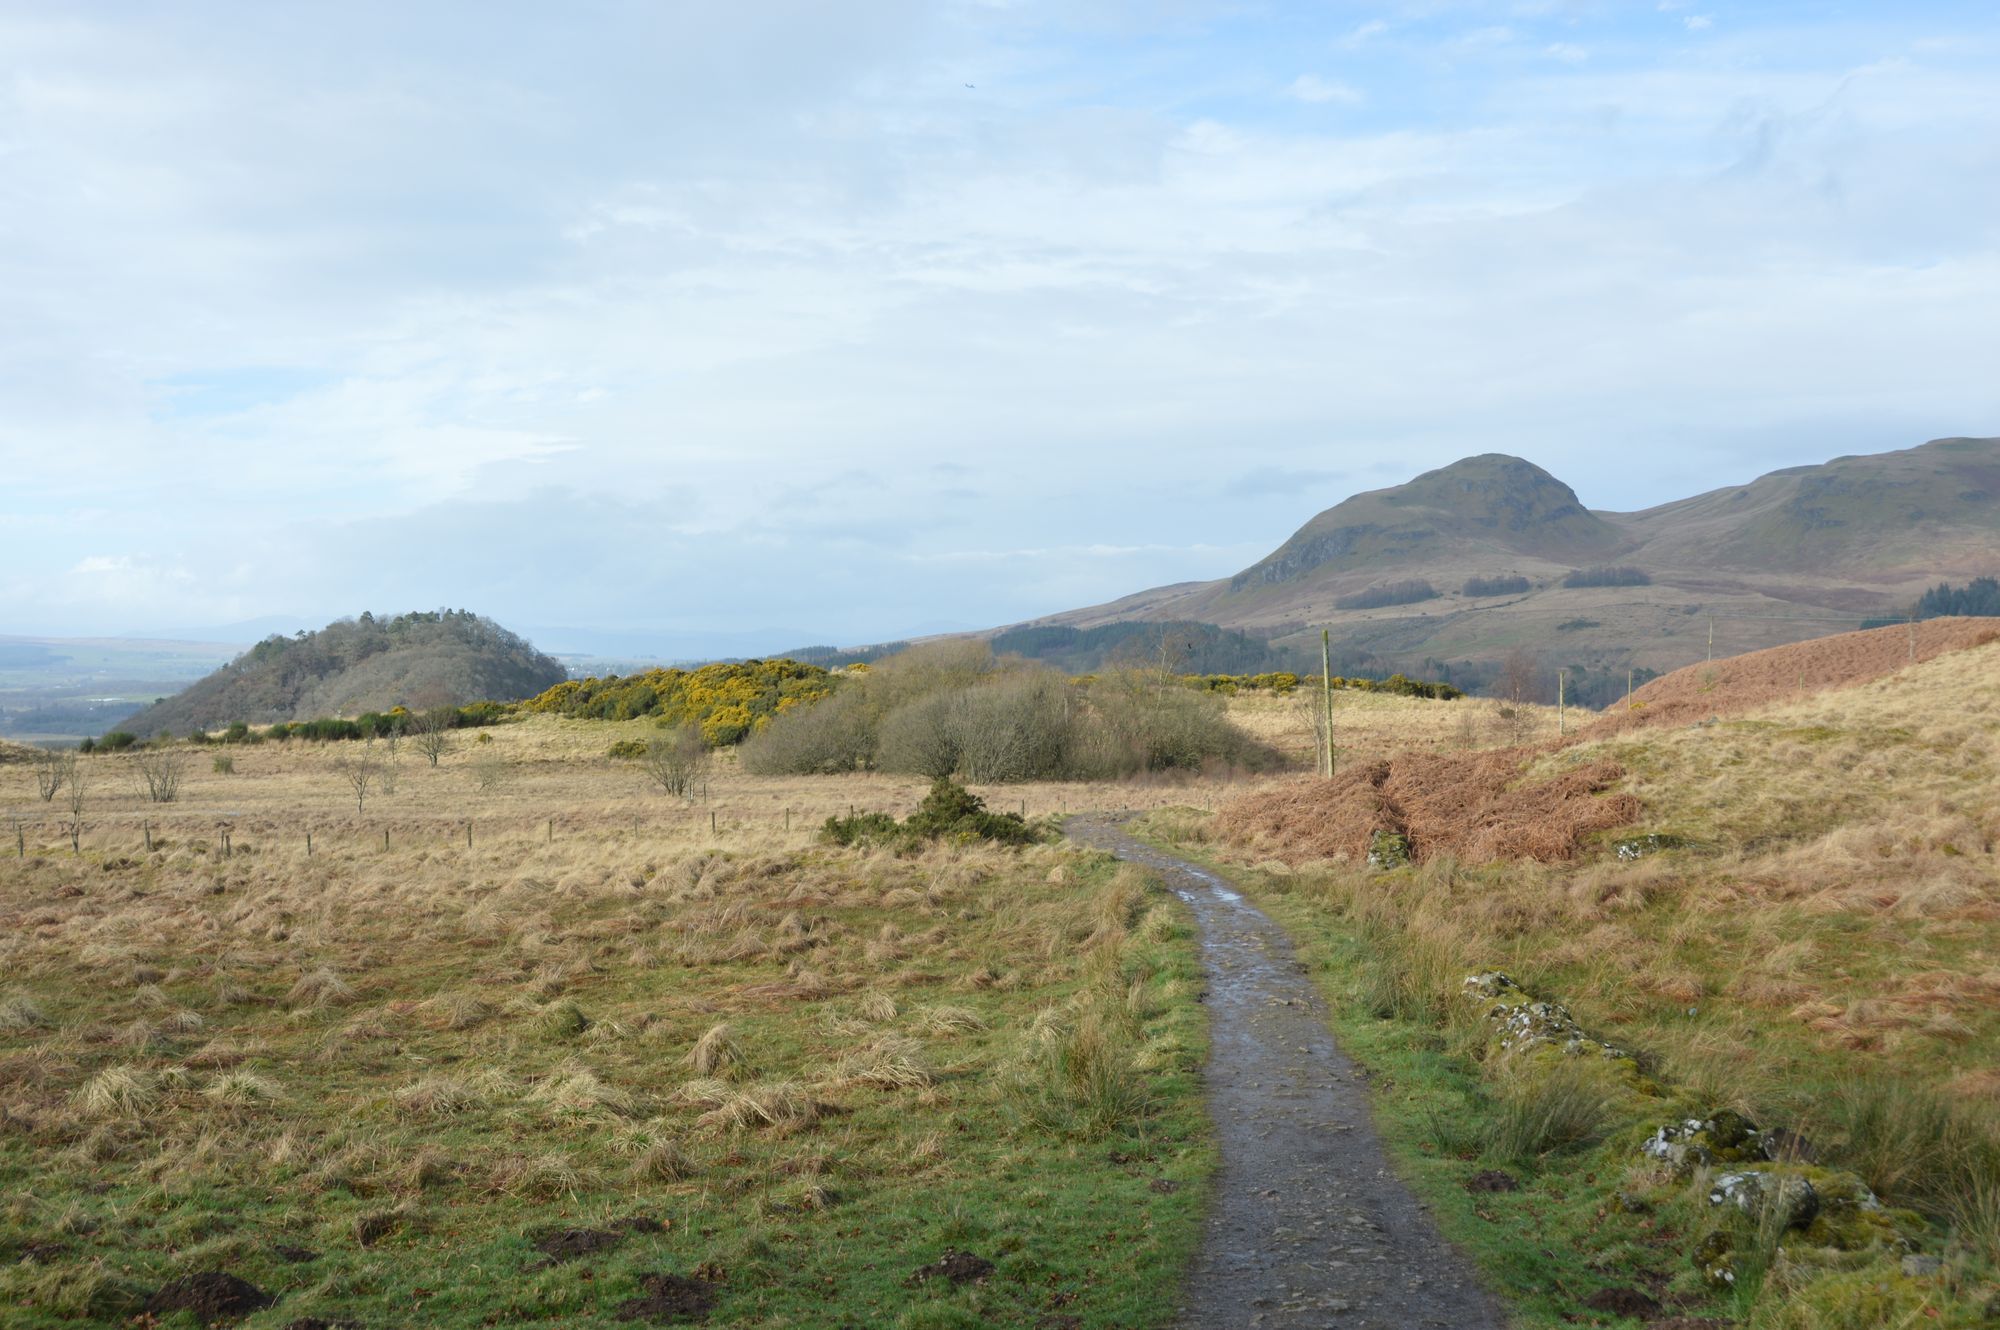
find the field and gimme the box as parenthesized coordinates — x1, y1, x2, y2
(0, 723, 1221, 1328)
(7, 642, 1995, 1327)
(1155, 635, 2000, 1325)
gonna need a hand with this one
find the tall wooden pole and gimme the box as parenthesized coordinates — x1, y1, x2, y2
(1557, 670, 1565, 737)
(1320, 628, 1334, 778)
(1707, 615, 1715, 663)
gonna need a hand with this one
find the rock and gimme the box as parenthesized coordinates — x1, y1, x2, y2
(1901, 1254, 1942, 1277)
(1367, 830, 1411, 869)
(1462, 972, 1633, 1063)
(1708, 1169, 1820, 1230)
(1640, 1110, 1774, 1177)
(1613, 832, 1692, 861)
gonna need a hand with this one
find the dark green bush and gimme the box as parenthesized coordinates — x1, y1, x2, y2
(98, 731, 139, 752)
(1463, 575, 1532, 597)
(1335, 579, 1439, 610)
(819, 811, 903, 848)
(820, 779, 1040, 850)
(606, 739, 648, 760)
(1561, 565, 1651, 588)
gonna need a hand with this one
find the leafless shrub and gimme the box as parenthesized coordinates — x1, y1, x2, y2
(331, 753, 383, 813)
(410, 707, 455, 767)
(135, 747, 189, 803)
(32, 751, 73, 802)
(469, 750, 509, 792)
(640, 725, 710, 799)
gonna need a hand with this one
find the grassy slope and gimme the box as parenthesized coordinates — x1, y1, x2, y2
(1149, 644, 2000, 1326)
(0, 760, 1212, 1327)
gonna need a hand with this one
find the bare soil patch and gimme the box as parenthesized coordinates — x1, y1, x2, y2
(613, 1272, 720, 1323)
(905, 1250, 995, 1287)
(529, 1225, 624, 1264)
(1583, 1286, 1663, 1318)
(144, 1270, 274, 1321)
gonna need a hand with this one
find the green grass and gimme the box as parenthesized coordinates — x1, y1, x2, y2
(0, 838, 1213, 1328)
(1134, 814, 2000, 1328)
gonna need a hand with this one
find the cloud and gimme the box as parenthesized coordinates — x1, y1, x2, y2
(1685, 15, 1713, 31)
(1, 3, 1997, 644)
(1288, 74, 1364, 105)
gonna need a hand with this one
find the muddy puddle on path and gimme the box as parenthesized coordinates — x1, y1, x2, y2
(1067, 815, 1506, 1330)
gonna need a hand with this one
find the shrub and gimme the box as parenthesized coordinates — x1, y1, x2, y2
(821, 779, 1039, 850)
(606, 739, 647, 760)
(1561, 565, 1651, 588)
(819, 811, 902, 848)
(639, 726, 710, 798)
(749, 646, 1278, 782)
(739, 687, 875, 775)
(1463, 575, 1532, 597)
(211, 755, 235, 775)
(98, 731, 139, 752)
(523, 659, 835, 741)
(1335, 579, 1439, 611)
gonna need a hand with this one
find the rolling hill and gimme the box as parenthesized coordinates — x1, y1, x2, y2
(108, 610, 568, 738)
(1012, 435, 2000, 695)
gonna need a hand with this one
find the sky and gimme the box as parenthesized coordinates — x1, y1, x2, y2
(3, 1, 1997, 655)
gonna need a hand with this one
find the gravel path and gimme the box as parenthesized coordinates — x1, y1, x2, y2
(1067, 815, 1507, 1330)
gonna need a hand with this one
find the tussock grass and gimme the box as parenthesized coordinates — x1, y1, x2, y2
(0, 716, 1213, 1329)
(1149, 640, 2000, 1327)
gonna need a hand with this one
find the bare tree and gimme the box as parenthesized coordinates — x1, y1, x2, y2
(32, 750, 72, 802)
(63, 756, 91, 852)
(1291, 691, 1332, 771)
(410, 707, 455, 767)
(373, 733, 400, 795)
(1497, 647, 1547, 705)
(136, 746, 190, 803)
(333, 753, 382, 813)
(639, 724, 710, 798)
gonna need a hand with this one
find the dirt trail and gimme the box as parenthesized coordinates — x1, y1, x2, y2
(1068, 815, 1505, 1330)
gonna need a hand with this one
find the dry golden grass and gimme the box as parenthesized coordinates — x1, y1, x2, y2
(0, 715, 1216, 1327)
(1161, 639, 2000, 1216)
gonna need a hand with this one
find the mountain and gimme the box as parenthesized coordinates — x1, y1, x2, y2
(1009, 436, 2000, 697)
(108, 610, 569, 738)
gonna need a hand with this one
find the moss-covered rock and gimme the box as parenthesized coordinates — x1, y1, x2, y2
(1367, 829, 1411, 869)
(1709, 1169, 1820, 1229)
(1641, 1109, 1775, 1177)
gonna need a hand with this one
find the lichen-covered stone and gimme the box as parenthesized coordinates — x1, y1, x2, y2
(1640, 1109, 1775, 1177)
(1462, 972, 1634, 1063)
(1694, 1228, 1740, 1287)
(1709, 1169, 1820, 1229)
(1614, 832, 1692, 861)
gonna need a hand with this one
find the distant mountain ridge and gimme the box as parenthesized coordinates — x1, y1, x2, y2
(1011, 435, 2000, 691)
(109, 610, 567, 737)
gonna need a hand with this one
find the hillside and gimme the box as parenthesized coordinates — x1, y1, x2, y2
(1016, 436, 2000, 692)
(108, 610, 567, 737)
